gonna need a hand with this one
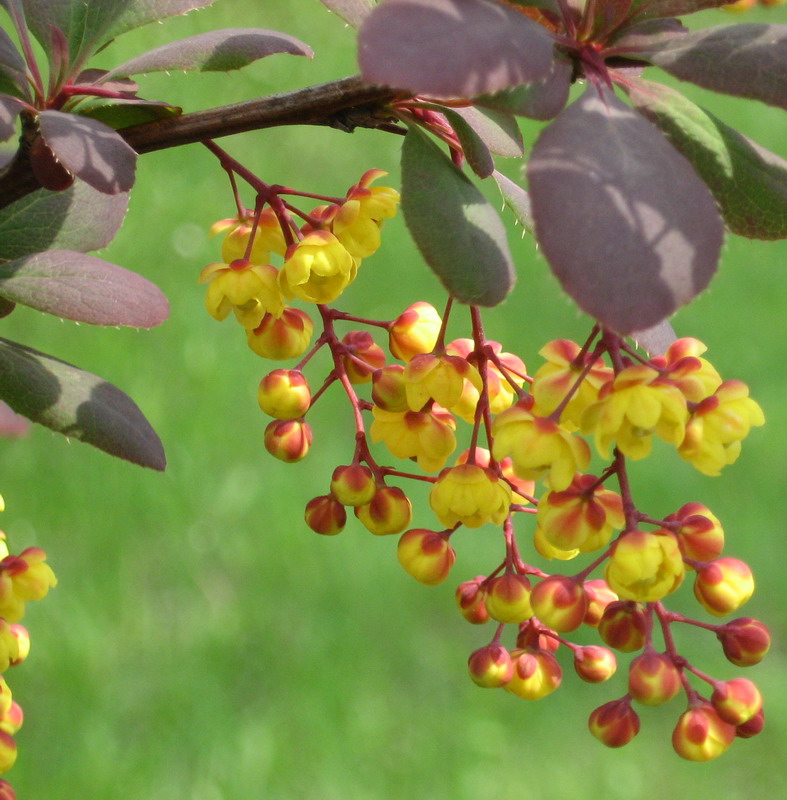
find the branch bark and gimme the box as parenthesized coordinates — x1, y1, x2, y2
(0, 75, 400, 211)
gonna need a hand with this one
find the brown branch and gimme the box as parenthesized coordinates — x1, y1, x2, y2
(0, 75, 402, 210)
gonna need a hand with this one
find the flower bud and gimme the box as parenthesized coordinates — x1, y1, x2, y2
(530, 575, 587, 633)
(0, 778, 15, 800)
(467, 644, 514, 688)
(505, 650, 562, 700)
(694, 557, 754, 616)
(485, 574, 533, 624)
(711, 678, 762, 725)
(8, 624, 29, 667)
(717, 617, 770, 666)
(371, 365, 408, 411)
(573, 645, 617, 683)
(0, 623, 18, 673)
(404, 353, 481, 411)
(0, 731, 15, 775)
(355, 486, 412, 535)
(247, 308, 313, 360)
(582, 579, 618, 627)
(397, 529, 456, 586)
(330, 465, 377, 507)
(598, 601, 647, 652)
(341, 331, 386, 384)
(667, 502, 724, 563)
(605, 529, 684, 602)
(429, 464, 511, 529)
(264, 419, 312, 462)
(588, 698, 640, 748)
(628, 652, 682, 706)
(735, 707, 765, 739)
(455, 577, 489, 624)
(257, 369, 311, 419)
(304, 495, 346, 536)
(389, 302, 442, 362)
(0, 703, 22, 736)
(672, 703, 735, 761)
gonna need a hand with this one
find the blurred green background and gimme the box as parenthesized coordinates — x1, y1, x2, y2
(0, 1, 785, 797)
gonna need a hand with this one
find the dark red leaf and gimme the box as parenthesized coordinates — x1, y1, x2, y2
(0, 336, 166, 470)
(527, 85, 723, 334)
(359, 0, 554, 98)
(316, 0, 373, 27)
(0, 250, 169, 328)
(633, 24, 787, 111)
(0, 28, 28, 99)
(38, 110, 137, 194)
(0, 95, 23, 141)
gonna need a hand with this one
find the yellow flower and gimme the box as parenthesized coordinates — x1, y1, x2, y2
(371, 406, 456, 473)
(404, 352, 481, 411)
(491, 398, 590, 491)
(347, 169, 400, 220)
(581, 365, 687, 459)
(532, 339, 612, 430)
(210, 208, 287, 264)
(0, 547, 57, 623)
(678, 380, 764, 476)
(246, 308, 313, 360)
(199, 259, 283, 329)
(332, 199, 383, 260)
(429, 464, 512, 528)
(279, 230, 357, 304)
(389, 302, 442, 362)
(605, 529, 684, 603)
(656, 338, 722, 403)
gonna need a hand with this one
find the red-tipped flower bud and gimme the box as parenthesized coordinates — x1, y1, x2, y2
(397, 529, 456, 586)
(389, 301, 441, 362)
(598, 601, 647, 652)
(257, 369, 311, 419)
(628, 651, 682, 706)
(247, 308, 313, 360)
(530, 575, 587, 633)
(341, 331, 386, 383)
(588, 698, 640, 748)
(668, 502, 724, 562)
(304, 495, 346, 536)
(467, 644, 514, 688)
(355, 486, 412, 535)
(735, 707, 765, 739)
(505, 650, 562, 700)
(574, 645, 617, 683)
(717, 617, 770, 666)
(711, 678, 762, 725)
(264, 419, 312, 462)
(455, 577, 489, 624)
(694, 557, 754, 616)
(371, 365, 408, 412)
(672, 703, 735, 761)
(330, 464, 376, 507)
(582, 579, 618, 627)
(485, 574, 533, 624)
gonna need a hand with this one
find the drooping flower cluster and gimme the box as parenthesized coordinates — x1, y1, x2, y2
(200, 157, 768, 762)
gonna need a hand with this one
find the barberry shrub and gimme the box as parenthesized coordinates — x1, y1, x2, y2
(0, 0, 784, 794)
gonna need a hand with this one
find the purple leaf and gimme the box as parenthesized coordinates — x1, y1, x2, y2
(492, 169, 534, 234)
(634, 24, 787, 111)
(0, 28, 28, 99)
(0, 181, 129, 258)
(631, 320, 677, 357)
(626, 78, 787, 240)
(103, 29, 312, 80)
(622, 0, 741, 23)
(317, 0, 373, 27)
(0, 336, 166, 470)
(527, 85, 723, 334)
(475, 56, 572, 120)
(38, 110, 137, 194)
(450, 106, 524, 158)
(358, 0, 554, 98)
(0, 95, 23, 141)
(401, 124, 515, 306)
(609, 18, 688, 50)
(430, 106, 494, 178)
(0, 250, 169, 328)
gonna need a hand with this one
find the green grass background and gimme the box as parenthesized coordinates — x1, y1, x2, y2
(0, 1, 785, 797)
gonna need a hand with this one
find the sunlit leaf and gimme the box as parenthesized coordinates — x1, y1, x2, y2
(475, 57, 572, 120)
(401, 125, 515, 306)
(527, 86, 723, 334)
(626, 78, 787, 240)
(0, 336, 166, 469)
(103, 28, 312, 80)
(359, 0, 554, 98)
(317, 0, 373, 27)
(0, 250, 169, 328)
(633, 24, 787, 111)
(0, 181, 129, 258)
(492, 170, 534, 234)
(38, 110, 137, 194)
